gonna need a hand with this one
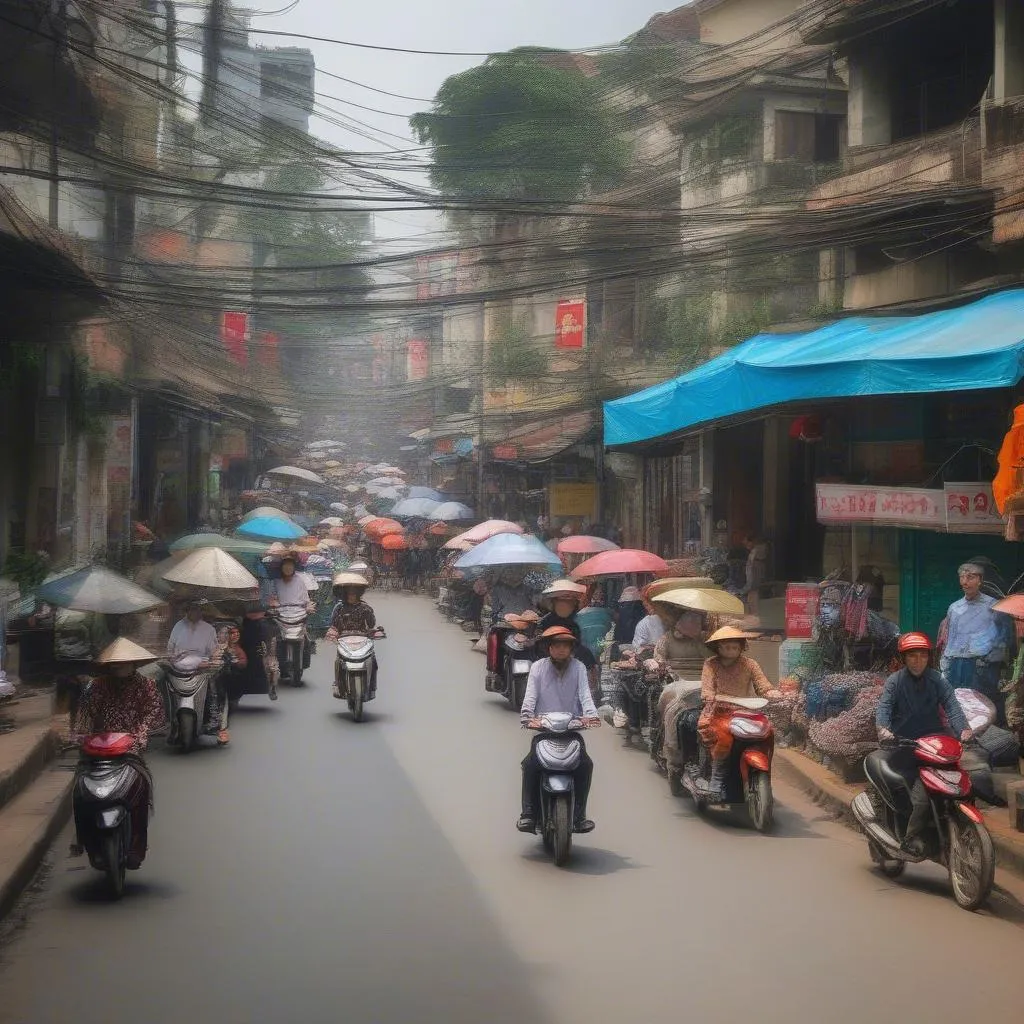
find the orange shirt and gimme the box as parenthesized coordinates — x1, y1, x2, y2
(700, 654, 772, 703)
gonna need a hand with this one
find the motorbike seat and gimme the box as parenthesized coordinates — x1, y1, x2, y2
(864, 749, 916, 814)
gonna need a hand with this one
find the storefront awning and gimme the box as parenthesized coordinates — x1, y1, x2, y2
(495, 410, 597, 464)
(604, 289, 1024, 448)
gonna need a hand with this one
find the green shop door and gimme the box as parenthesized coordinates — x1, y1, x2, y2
(899, 530, 1024, 638)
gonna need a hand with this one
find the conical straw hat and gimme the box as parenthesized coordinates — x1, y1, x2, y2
(95, 637, 158, 665)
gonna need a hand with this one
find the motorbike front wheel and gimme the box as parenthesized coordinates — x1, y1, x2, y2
(178, 710, 196, 754)
(746, 771, 774, 832)
(948, 816, 995, 911)
(102, 830, 126, 899)
(552, 796, 572, 867)
(349, 680, 364, 722)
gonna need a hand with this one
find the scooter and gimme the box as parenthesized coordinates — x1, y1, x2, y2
(852, 735, 995, 911)
(334, 626, 386, 722)
(679, 695, 775, 832)
(163, 654, 213, 754)
(522, 713, 595, 867)
(72, 732, 150, 899)
(274, 604, 309, 686)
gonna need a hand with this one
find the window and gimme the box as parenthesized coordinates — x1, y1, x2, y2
(775, 111, 842, 163)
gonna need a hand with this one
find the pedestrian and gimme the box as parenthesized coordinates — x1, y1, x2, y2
(741, 534, 768, 615)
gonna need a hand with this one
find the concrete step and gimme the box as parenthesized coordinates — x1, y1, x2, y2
(0, 719, 62, 816)
(0, 764, 74, 919)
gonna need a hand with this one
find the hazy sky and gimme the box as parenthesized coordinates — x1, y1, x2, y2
(244, 0, 667, 240)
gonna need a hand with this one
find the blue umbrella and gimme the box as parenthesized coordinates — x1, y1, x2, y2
(407, 486, 445, 501)
(390, 497, 441, 519)
(36, 565, 164, 614)
(236, 517, 306, 541)
(454, 533, 562, 570)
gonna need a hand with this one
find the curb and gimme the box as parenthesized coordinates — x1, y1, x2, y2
(774, 747, 1024, 880)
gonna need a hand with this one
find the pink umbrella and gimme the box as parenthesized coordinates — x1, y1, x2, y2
(459, 519, 524, 544)
(558, 535, 621, 556)
(570, 548, 669, 580)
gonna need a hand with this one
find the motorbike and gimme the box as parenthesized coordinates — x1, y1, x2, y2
(521, 712, 595, 867)
(678, 694, 775, 832)
(334, 626, 386, 722)
(273, 604, 310, 686)
(163, 654, 213, 754)
(485, 626, 533, 710)
(72, 732, 149, 898)
(852, 735, 995, 911)
(613, 647, 664, 748)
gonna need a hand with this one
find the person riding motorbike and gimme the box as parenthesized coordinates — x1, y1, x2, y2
(653, 610, 707, 677)
(271, 553, 315, 613)
(874, 631, 972, 856)
(518, 626, 601, 835)
(697, 626, 781, 800)
(325, 573, 378, 699)
(489, 569, 534, 625)
(72, 638, 165, 868)
(166, 598, 224, 743)
(538, 579, 600, 699)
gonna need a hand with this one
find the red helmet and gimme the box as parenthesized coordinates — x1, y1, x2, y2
(897, 632, 933, 655)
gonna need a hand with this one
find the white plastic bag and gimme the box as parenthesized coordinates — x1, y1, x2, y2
(954, 688, 996, 736)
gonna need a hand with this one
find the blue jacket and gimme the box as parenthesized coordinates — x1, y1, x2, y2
(876, 666, 967, 740)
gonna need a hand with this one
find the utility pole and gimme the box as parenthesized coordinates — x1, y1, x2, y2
(49, 0, 68, 228)
(476, 323, 485, 516)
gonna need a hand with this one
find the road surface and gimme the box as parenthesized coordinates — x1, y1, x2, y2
(1, 592, 1021, 1023)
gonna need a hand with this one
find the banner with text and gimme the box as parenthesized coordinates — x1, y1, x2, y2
(944, 482, 1005, 534)
(815, 483, 943, 530)
(554, 299, 586, 349)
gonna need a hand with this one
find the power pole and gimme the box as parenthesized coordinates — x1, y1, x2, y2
(49, 0, 69, 228)
(476, 324, 485, 515)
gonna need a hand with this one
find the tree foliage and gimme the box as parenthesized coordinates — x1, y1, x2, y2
(487, 314, 548, 386)
(411, 49, 628, 203)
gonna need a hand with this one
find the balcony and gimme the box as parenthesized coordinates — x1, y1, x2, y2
(983, 97, 1024, 245)
(807, 119, 984, 213)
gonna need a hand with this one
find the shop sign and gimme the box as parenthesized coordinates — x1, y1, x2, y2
(406, 338, 429, 382)
(493, 445, 519, 461)
(433, 438, 454, 455)
(944, 482, 1004, 534)
(220, 312, 248, 365)
(554, 299, 585, 349)
(815, 483, 943, 529)
(551, 482, 596, 518)
(785, 584, 819, 640)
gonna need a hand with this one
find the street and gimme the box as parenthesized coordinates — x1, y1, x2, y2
(1, 592, 1022, 1024)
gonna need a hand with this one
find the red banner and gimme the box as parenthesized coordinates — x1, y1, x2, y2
(221, 311, 249, 365)
(554, 299, 585, 349)
(493, 445, 518, 460)
(407, 338, 429, 382)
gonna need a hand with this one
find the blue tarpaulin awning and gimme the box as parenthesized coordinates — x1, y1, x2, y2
(604, 290, 1024, 448)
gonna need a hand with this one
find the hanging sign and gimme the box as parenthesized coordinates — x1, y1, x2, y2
(944, 482, 1005, 534)
(554, 299, 586, 349)
(815, 483, 943, 529)
(220, 312, 248, 365)
(493, 445, 519, 461)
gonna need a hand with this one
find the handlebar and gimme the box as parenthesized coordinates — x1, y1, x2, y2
(523, 718, 598, 731)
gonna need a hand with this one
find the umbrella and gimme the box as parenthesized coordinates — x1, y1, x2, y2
(368, 486, 403, 502)
(344, 484, 362, 494)
(571, 549, 669, 580)
(365, 518, 404, 539)
(429, 501, 475, 522)
(236, 517, 306, 541)
(381, 534, 409, 551)
(329, 503, 349, 514)
(443, 534, 476, 550)
(169, 533, 269, 556)
(993, 595, 1024, 618)
(324, 460, 342, 469)
(161, 547, 259, 590)
(407, 486, 445, 501)
(644, 577, 715, 601)
(459, 519, 524, 543)
(651, 587, 745, 616)
(320, 517, 345, 527)
(36, 565, 164, 614)
(367, 476, 405, 487)
(266, 465, 324, 484)
(557, 535, 621, 555)
(428, 522, 450, 536)
(454, 533, 562, 570)
(305, 440, 344, 450)
(391, 497, 441, 519)
(241, 506, 294, 523)
(358, 515, 378, 526)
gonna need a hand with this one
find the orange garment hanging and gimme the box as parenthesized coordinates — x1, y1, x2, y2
(993, 403, 1024, 514)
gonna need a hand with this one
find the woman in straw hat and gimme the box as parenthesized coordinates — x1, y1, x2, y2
(697, 627, 782, 801)
(73, 638, 165, 868)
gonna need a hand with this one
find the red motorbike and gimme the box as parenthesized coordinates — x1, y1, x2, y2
(852, 734, 994, 911)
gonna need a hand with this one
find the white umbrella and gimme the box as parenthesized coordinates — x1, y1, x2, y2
(266, 465, 324, 484)
(161, 547, 259, 590)
(320, 516, 345, 527)
(330, 502, 349, 514)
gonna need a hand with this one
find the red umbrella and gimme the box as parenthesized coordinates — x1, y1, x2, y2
(380, 533, 409, 551)
(458, 519, 524, 543)
(557, 535, 620, 556)
(571, 548, 669, 580)
(364, 518, 403, 539)
(993, 594, 1024, 618)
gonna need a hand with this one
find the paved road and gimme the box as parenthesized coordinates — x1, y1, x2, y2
(1, 592, 1022, 1023)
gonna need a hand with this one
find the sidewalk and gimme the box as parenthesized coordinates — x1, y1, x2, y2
(775, 746, 1024, 879)
(0, 690, 74, 920)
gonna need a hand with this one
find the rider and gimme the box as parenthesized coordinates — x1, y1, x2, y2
(538, 579, 600, 698)
(697, 626, 781, 800)
(653, 610, 707, 677)
(166, 598, 224, 743)
(518, 625, 601, 835)
(73, 638, 165, 868)
(271, 552, 315, 612)
(326, 573, 378, 699)
(875, 631, 972, 856)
